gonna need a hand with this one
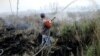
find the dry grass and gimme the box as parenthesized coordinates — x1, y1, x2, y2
(0, 15, 100, 56)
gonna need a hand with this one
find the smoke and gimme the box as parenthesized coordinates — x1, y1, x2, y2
(0, 15, 34, 30)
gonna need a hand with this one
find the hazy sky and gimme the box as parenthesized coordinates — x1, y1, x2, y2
(0, 0, 100, 13)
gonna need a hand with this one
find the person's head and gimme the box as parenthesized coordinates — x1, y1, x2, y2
(40, 13, 45, 19)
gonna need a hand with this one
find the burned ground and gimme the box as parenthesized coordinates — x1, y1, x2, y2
(0, 18, 99, 56)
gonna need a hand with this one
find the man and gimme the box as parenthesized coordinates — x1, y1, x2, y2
(40, 13, 52, 46)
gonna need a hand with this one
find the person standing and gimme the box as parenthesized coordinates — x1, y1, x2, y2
(40, 13, 52, 46)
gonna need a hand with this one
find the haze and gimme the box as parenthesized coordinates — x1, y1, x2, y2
(0, 0, 100, 13)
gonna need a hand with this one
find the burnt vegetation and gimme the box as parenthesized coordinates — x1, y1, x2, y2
(0, 16, 100, 56)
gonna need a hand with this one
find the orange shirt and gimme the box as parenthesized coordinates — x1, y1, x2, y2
(43, 19, 52, 29)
